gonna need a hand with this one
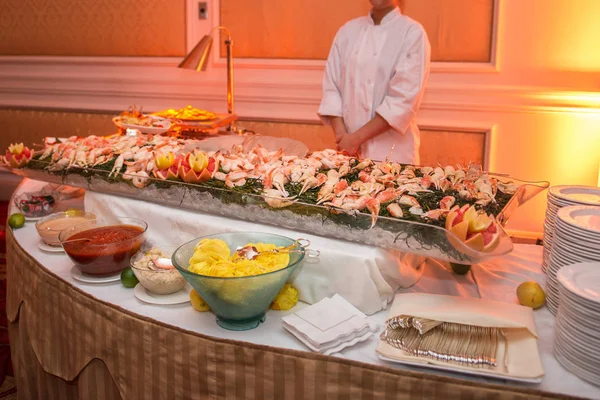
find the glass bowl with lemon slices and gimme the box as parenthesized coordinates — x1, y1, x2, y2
(172, 232, 306, 331)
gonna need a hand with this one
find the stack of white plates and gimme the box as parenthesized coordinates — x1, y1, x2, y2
(545, 205, 600, 314)
(543, 186, 600, 273)
(555, 262, 600, 386)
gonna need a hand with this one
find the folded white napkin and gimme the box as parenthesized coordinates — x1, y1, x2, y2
(282, 294, 379, 355)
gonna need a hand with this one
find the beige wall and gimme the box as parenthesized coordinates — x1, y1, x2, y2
(220, 0, 494, 61)
(0, 109, 485, 167)
(0, 0, 493, 62)
(0, 0, 186, 56)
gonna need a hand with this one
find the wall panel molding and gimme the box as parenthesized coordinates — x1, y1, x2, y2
(217, 0, 496, 63)
(419, 127, 489, 169)
(0, 56, 597, 124)
(196, 0, 501, 73)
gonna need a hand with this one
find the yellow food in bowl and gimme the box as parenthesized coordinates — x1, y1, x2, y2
(188, 239, 290, 277)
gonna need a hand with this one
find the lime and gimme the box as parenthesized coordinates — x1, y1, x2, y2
(120, 267, 139, 288)
(8, 213, 25, 229)
(190, 289, 211, 312)
(517, 281, 546, 309)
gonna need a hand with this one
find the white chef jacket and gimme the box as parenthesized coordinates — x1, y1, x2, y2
(318, 7, 431, 164)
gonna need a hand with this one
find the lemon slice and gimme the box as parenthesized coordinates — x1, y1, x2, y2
(463, 206, 478, 223)
(469, 213, 493, 233)
(65, 208, 82, 217)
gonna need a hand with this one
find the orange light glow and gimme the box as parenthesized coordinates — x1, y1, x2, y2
(544, 115, 600, 185)
(533, 92, 600, 110)
(496, 111, 600, 235)
(540, 0, 600, 72)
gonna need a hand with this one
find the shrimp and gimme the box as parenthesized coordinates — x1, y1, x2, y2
(225, 171, 248, 188)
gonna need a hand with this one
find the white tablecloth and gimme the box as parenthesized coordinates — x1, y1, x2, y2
(12, 179, 600, 399)
(85, 190, 426, 315)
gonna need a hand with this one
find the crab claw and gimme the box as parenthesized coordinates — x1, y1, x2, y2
(366, 198, 381, 229)
(299, 173, 327, 195)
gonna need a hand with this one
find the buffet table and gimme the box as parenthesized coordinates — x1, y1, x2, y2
(7, 179, 599, 399)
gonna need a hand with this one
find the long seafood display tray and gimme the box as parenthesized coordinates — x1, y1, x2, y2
(9, 166, 548, 265)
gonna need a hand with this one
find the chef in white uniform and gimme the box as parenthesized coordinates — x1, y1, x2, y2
(318, 0, 431, 164)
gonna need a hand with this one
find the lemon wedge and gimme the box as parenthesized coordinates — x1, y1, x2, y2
(463, 206, 478, 223)
(469, 213, 493, 233)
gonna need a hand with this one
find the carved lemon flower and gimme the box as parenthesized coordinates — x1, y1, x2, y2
(188, 151, 208, 173)
(154, 152, 175, 170)
(2, 143, 33, 168)
(8, 143, 25, 155)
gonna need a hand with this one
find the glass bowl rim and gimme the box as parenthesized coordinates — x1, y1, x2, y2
(13, 192, 56, 215)
(13, 192, 56, 203)
(35, 211, 97, 232)
(129, 263, 181, 273)
(130, 256, 181, 274)
(172, 231, 306, 280)
(130, 245, 179, 273)
(58, 216, 148, 245)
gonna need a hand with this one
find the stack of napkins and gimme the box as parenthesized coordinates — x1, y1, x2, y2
(282, 294, 379, 355)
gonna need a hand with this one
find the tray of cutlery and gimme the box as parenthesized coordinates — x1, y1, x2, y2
(376, 293, 544, 383)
